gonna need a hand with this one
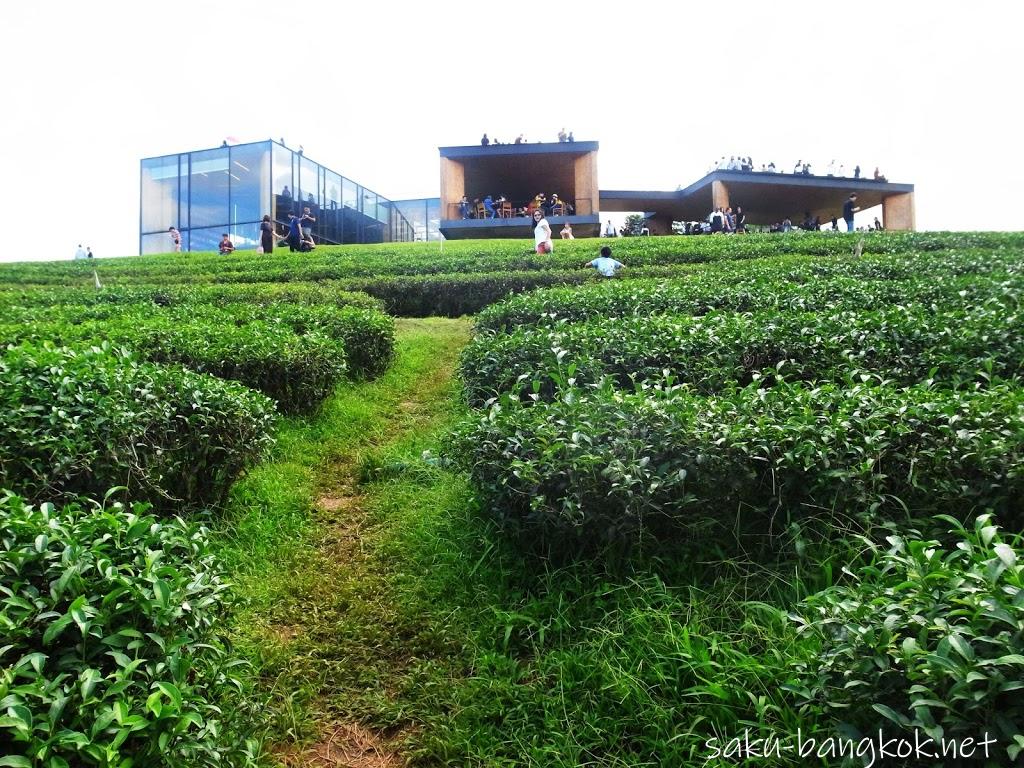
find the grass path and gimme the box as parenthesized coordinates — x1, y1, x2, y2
(216, 317, 473, 767)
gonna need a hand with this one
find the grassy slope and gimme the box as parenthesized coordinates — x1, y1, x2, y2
(214, 318, 830, 767)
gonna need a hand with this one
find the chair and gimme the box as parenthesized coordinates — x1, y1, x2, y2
(498, 201, 513, 218)
(475, 203, 487, 219)
(551, 203, 564, 217)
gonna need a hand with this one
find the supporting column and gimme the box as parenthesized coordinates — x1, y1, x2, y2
(882, 192, 915, 231)
(440, 157, 465, 221)
(574, 151, 599, 216)
(712, 180, 730, 212)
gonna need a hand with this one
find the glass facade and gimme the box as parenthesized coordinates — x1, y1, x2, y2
(140, 140, 414, 254)
(394, 198, 442, 241)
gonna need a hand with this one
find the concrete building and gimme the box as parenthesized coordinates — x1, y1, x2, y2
(438, 140, 915, 237)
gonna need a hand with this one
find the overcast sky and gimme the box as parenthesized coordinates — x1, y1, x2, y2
(1, 0, 1021, 261)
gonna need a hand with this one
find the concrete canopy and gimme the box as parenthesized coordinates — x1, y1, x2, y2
(600, 170, 915, 230)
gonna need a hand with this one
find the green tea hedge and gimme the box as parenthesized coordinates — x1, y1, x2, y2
(787, 515, 1024, 759)
(450, 381, 1024, 550)
(0, 494, 260, 767)
(462, 300, 1024, 404)
(0, 344, 276, 512)
(475, 255, 1023, 332)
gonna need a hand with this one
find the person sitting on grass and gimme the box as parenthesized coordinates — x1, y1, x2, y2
(218, 233, 235, 255)
(587, 245, 624, 277)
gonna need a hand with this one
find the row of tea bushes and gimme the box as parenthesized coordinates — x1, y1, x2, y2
(461, 300, 1024, 404)
(0, 494, 260, 766)
(4, 232, 1024, 288)
(0, 344, 275, 512)
(475, 253, 1024, 331)
(0, 282, 383, 312)
(0, 312, 346, 416)
(0, 302, 396, 411)
(450, 380, 1024, 550)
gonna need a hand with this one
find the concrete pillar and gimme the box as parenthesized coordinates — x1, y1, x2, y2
(882, 192, 916, 231)
(712, 180, 730, 211)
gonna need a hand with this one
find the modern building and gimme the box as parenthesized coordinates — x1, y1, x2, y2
(142, 139, 916, 252)
(139, 139, 416, 254)
(438, 140, 915, 236)
(600, 170, 916, 233)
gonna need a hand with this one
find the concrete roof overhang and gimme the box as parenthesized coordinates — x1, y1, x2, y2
(600, 171, 914, 224)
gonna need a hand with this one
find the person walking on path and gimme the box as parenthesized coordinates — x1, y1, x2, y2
(843, 194, 859, 232)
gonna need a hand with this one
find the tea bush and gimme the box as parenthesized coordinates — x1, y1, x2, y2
(0, 344, 276, 512)
(0, 493, 260, 767)
(0, 283, 383, 313)
(462, 300, 1024, 404)
(786, 515, 1024, 761)
(475, 254, 1023, 332)
(0, 311, 350, 415)
(449, 381, 1024, 550)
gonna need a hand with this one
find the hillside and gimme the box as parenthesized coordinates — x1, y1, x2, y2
(2, 232, 1022, 767)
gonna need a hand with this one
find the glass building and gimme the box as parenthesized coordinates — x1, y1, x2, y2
(140, 140, 416, 254)
(393, 198, 442, 242)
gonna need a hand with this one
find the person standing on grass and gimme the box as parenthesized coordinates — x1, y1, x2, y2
(74, 244, 87, 260)
(86, 246, 94, 258)
(168, 226, 182, 252)
(260, 215, 275, 254)
(843, 193, 859, 232)
(588, 245, 624, 277)
(218, 233, 235, 255)
(301, 206, 316, 243)
(285, 213, 302, 252)
(533, 209, 553, 254)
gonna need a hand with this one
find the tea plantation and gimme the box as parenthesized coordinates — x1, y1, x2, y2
(1, 232, 1022, 766)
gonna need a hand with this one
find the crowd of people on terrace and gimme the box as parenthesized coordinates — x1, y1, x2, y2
(707, 156, 888, 181)
(458, 192, 575, 220)
(479, 128, 575, 146)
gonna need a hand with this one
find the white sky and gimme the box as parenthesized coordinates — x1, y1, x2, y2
(1, 0, 1021, 261)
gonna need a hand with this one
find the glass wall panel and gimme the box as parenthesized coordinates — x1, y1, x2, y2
(272, 143, 294, 219)
(141, 156, 179, 233)
(299, 157, 318, 207)
(229, 144, 270, 226)
(189, 226, 225, 253)
(363, 190, 377, 221)
(178, 154, 189, 228)
(426, 198, 441, 241)
(342, 177, 357, 210)
(322, 171, 343, 244)
(229, 222, 260, 250)
(188, 149, 230, 229)
(141, 232, 173, 255)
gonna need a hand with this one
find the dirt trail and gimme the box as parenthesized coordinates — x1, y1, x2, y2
(270, 317, 471, 768)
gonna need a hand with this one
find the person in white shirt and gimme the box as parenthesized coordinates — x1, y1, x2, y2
(560, 222, 574, 239)
(74, 244, 87, 260)
(533, 210, 553, 254)
(588, 246, 624, 277)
